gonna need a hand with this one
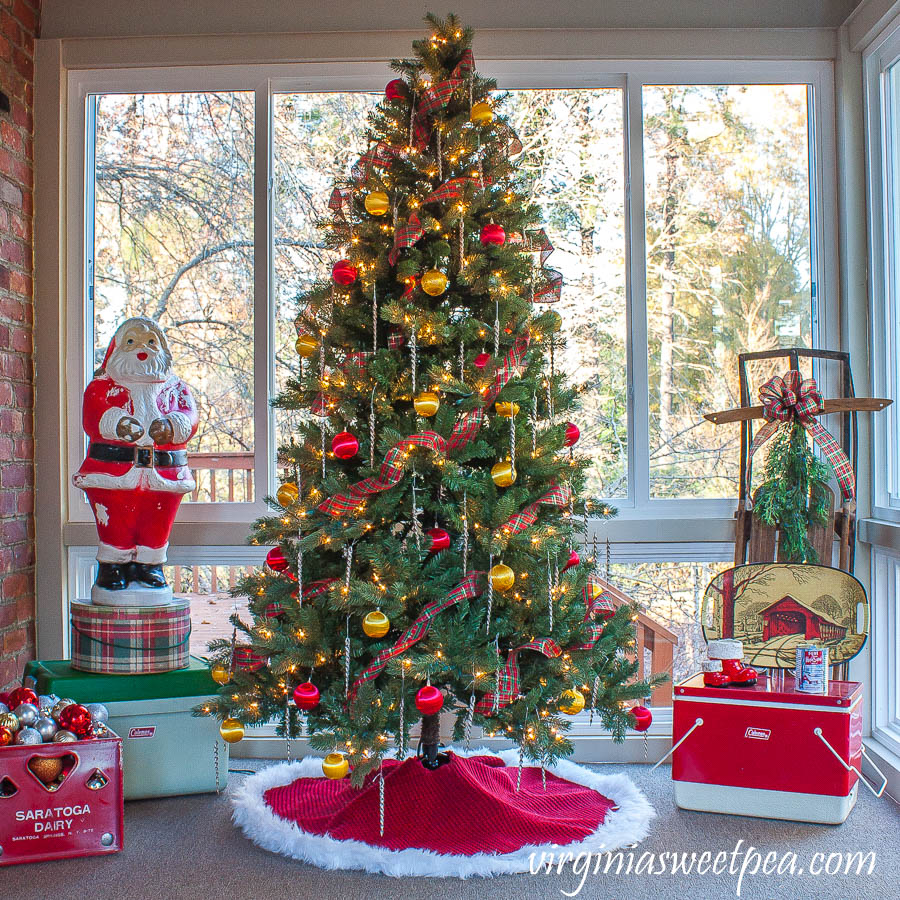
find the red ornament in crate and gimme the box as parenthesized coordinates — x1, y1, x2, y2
(564, 422, 580, 447)
(562, 549, 580, 572)
(58, 704, 93, 738)
(629, 705, 652, 733)
(479, 223, 506, 247)
(331, 259, 357, 286)
(331, 431, 359, 460)
(426, 527, 450, 555)
(385, 79, 409, 101)
(293, 682, 320, 711)
(415, 685, 444, 715)
(266, 547, 289, 572)
(474, 352, 491, 370)
(232, 646, 266, 673)
(8, 687, 38, 709)
(0, 725, 13, 746)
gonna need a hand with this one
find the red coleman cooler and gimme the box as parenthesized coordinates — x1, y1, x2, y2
(666, 674, 886, 824)
(0, 732, 124, 865)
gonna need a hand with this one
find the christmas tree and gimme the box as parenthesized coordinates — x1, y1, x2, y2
(204, 13, 661, 785)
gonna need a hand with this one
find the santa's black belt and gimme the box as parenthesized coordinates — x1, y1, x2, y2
(88, 442, 187, 468)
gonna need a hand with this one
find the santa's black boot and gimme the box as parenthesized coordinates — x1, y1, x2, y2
(130, 563, 168, 589)
(96, 563, 128, 591)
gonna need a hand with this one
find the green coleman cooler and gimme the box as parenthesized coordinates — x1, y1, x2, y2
(24, 657, 227, 800)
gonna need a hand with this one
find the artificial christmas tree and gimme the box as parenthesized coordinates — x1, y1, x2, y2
(203, 14, 659, 790)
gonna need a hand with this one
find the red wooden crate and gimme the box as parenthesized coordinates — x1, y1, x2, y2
(0, 733, 124, 866)
(671, 673, 866, 823)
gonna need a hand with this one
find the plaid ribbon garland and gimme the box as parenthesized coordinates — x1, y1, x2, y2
(422, 174, 493, 205)
(350, 571, 482, 698)
(474, 638, 562, 714)
(448, 333, 531, 450)
(501, 483, 572, 535)
(509, 228, 562, 303)
(340, 351, 371, 373)
(747, 370, 855, 502)
(329, 185, 352, 217)
(351, 141, 401, 183)
(317, 431, 447, 517)
(310, 392, 332, 418)
(388, 213, 425, 265)
(412, 49, 474, 149)
(474, 579, 618, 713)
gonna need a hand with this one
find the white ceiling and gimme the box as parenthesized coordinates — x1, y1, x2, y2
(41, 0, 863, 40)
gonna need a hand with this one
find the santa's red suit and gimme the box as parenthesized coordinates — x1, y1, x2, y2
(73, 317, 198, 566)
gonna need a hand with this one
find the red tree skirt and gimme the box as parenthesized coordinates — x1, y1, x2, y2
(231, 748, 655, 877)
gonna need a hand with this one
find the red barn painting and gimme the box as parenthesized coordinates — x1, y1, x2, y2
(760, 595, 847, 642)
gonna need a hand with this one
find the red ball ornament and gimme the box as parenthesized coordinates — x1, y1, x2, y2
(562, 549, 580, 572)
(385, 79, 409, 101)
(266, 547, 289, 572)
(415, 685, 444, 716)
(8, 687, 37, 709)
(293, 682, 320, 711)
(473, 352, 491, 370)
(564, 422, 581, 447)
(331, 431, 359, 460)
(331, 259, 357, 286)
(426, 526, 450, 555)
(0, 691, 9, 708)
(59, 703, 93, 738)
(630, 705, 653, 733)
(480, 223, 506, 247)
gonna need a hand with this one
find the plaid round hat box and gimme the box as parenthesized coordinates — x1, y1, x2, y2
(70, 600, 191, 674)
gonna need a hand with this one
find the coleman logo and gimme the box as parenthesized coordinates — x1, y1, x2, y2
(128, 726, 156, 739)
(745, 727, 771, 740)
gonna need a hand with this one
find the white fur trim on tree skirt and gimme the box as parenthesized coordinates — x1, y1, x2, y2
(230, 747, 656, 878)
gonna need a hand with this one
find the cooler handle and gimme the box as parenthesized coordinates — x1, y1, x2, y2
(813, 728, 888, 798)
(650, 717, 703, 771)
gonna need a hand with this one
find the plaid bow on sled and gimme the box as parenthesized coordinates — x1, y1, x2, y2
(747, 370, 855, 502)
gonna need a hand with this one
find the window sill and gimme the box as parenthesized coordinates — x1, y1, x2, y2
(859, 517, 900, 551)
(863, 733, 900, 802)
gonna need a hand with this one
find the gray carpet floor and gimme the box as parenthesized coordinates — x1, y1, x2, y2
(13, 761, 899, 900)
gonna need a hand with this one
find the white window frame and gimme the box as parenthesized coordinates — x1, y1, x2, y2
(39, 53, 841, 752)
(865, 25, 900, 522)
(64, 58, 837, 531)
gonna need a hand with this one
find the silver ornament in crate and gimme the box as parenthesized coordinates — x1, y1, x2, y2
(0, 702, 8, 716)
(86, 703, 109, 726)
(53, 730, 77, 743)
(38, 694, 59, 714)
(14, 727, 42, 745)
(14, 703, 39, 728)
(35, 717, 58, 742)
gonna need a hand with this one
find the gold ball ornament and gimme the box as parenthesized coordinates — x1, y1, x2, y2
(414, 391, 440, 417)
(494, 401, 520, 418)
(28, 756, 64, 785)
(491, 460, 516, 488)
(559, 689, 586, 716)
(0, 712, 19, 732)
(489, 563, 515, 592)
(276, 482, 299, 507)
(322, 752, 350, 780)
(421, 269, 448, 296)
(470, 101, 494, 125)
(545, 310, 563, 333)
(210, 663, 230, 686)
(364, 191, 390, 216)
(219, 717, 245, 744)
(295, 333, 318, 359)
(362, 610, 390, 638)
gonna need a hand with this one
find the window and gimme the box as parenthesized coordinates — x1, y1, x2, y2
(87, 91, 255, 503)
(865, 19, 900, 763)
(59, 61, 836, 724)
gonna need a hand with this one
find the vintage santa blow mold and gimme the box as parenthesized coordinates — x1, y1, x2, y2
(72, 317, 198, 604)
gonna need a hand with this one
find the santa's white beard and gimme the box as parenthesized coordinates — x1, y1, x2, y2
(106, 347, 171, 384)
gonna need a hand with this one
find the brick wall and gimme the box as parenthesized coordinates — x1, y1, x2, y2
(0, 0, 38, 689)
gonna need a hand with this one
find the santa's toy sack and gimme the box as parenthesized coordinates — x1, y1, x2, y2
(0, 730, 124, 866)
(70, 600, 191, 674)
(24, 658, 225, 800)
(665, 673, 886, 824)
